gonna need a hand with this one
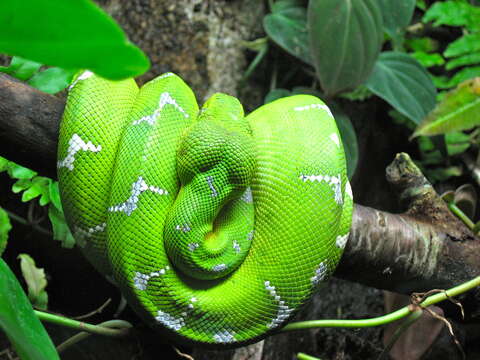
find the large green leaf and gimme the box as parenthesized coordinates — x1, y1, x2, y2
(307, 0, 383, 96)
(378, 0, 415, 42)
(0, 0, 149, 80)
(413, 78, 480, 136)
(263, 4, 311, 64)
(365, 52, 437, 124)
(0, 258, 59, 360)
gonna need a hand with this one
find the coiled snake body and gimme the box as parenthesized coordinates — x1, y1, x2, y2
(57, 72, 353, 347)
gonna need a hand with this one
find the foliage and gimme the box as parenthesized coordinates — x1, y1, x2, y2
(0, 156, 75, 249)
(0, 208, 11, 256)
(17, 254, 49, 310)
(0, 0, 149, 80)
(0, 258, 59, 359)
(308, 0, 383, 96)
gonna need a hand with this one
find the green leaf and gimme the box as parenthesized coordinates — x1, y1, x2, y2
(426, 166, 463, 182)
(12, 177, 52, 205)
(48, 182, 62, 211)
(48, 205, 75, 249)
(0, 157, 8, 172)
(0, 56, 42, 81)
(263, 6, 311, 64)
(0, 208, 11, 256)
(446, 52, 480, 71)
(0, 258, 59, 360)
(378, 0, 415, 42)
(405, 37, 439, 53)
(414, 78, 480, 136)
(444, 33, 480, 58)
(331, 107, 358, 179)
(307, 0, 383, 96)
(18, 254, 48, 310)
(411, 52, 445, 68)
(365, 52, 437, 124)
(446, 132, 471, 156)
(423, 1, 480, 30)
(7, 163, 37, 180)
(0, 0, 149, 80)
(27, 67, 77, 94)
(271, 0, 303, 13)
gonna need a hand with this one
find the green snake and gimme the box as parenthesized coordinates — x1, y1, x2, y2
(57, 71, 353, 347)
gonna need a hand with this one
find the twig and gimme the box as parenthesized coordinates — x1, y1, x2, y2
(72, 298, 112, 320)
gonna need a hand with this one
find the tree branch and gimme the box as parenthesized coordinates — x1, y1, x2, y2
(0, 73, 478, 298)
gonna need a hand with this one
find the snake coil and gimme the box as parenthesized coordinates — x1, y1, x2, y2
(57, 71, 353, 347)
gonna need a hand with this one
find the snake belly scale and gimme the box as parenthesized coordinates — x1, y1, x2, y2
(57, 71, 353, 347)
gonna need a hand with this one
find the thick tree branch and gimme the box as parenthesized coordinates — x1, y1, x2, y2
(0, 74, 479, 298)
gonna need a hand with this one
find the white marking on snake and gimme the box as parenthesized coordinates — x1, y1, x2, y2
(233, 240, 241, 254)
(345, 181, 353, 200)
(68, 70, 93, 91)
(336, 233, 349, 249)
(300, 174, 343, 204)
(311, 261, 328, 285)
(240, 187, 253, 203)
(175, 224, 191, 232)
(329, 133, 340, 147)
(155, 310, 185, 331)
(133, 265, 170, 290)
(57, 133, 102, 171)
(150, 72, 174, 83)
(108, 176, 168, 216)
(247, 230, 254, 241)
(213, 264, 227, 272)
(73, 222, 106, 247)
(132, 92, 189, 126)
(213, 330, 236, 343)
(188, 297, 197, 309)
(293, 103, 334, 118)
(264, 280, 294, 329)
(188, 242, 199, 251)
(206, 176, 218, 197)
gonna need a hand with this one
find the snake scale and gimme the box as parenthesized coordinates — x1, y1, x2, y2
(57, 71, 353, 347)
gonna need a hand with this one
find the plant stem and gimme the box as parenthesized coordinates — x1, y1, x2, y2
(376, 309, 423, 360)
(282, 276, 480, 332)
(56, 320, 132, 353)
(34, 310, 132, 337)
(448, 203, 475, 230)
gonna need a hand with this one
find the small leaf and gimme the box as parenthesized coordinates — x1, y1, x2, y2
(12, 176, 52, 205)
(0, 0, 150, 80)
(28, 67, 77, 94)
(423, 1, 480, 30)
(48, 182, 62, 211)
(414, 78, 480, 136)
(365, 52, 437, 124)
(411, 52, 445, 68)
(48, 205, 75, 249)
(0, 258, 59, 360)
(308, 0, 383, 96)
(444, 33, 480, 58)
(446, 132, 471, 156)
(446, 52, 480, 71)
(0, 208, 11, 256)
(0, 56, 42, 81)
(7, 163, 37, 180)
(378, 0, 415, 41)
(17, 254, 48, 310)
(263, 6, 311, 64)
(0, 157, 8, 172)
(427, 166, 463, 182)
